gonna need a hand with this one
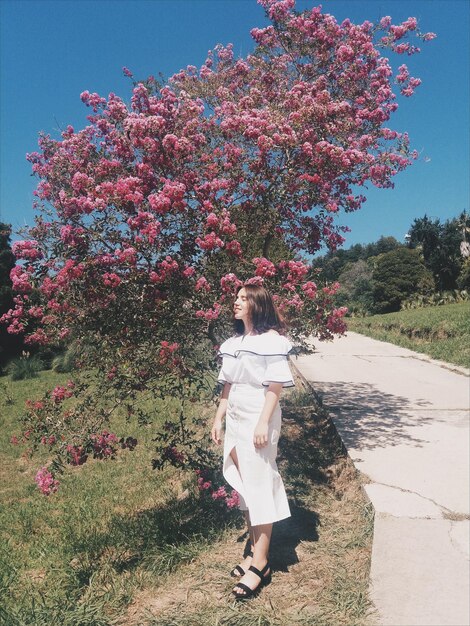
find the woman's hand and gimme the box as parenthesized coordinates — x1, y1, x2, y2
(253, 420, 269, 449)
(211, 418, 223, 445)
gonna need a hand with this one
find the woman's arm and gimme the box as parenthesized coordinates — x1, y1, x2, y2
(211, 382, 231, 445)
(253, 382, 283, 449)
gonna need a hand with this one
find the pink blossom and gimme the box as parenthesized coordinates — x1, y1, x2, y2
(195, 276, 211, 292)
(90, 430, 118, 459)
(260, 0, 295, 22)
(60, 225, 85, 246)
(302, 281, 317, 299)
(279, 260, 309, 282)
(103, 272, 121, 288)
(71, 172, 93, 192)
(51, 385, 73, 403)
(150, 256, 179, 283)
(403, 17, 417, 31)
(28, 306, 44, 319)
(245, 276, 264, 286)
(225, 490, 240, 508)
(59, 328, 71, 340)
(326, 307, 348, 334)
(286, 294, 303, 310)
(114, 246, 137, 265)
(80, 91, 107, 112)
(12, 240, 43, 261)
(211, 486, 227, 500)
(159, 341, 179, 365)
(379, 16, 392, 29)
(336, 44, 354, 63)
(225, 240, 242, 257)
(10, 265, 33, 293)
(24, 329, 49, 346)
(220, 273, 242, 294)
(43, 434, 58, 450)
(219, 213, 237, 236)
(195, 303, 221, 320)
(35, 467, 60, 495)
(196, 232, 224, 251)
(26, 399, 44, 410)
(253, 257, 276, 278)
(322, 281, 341, 296)
(5, 319, 25, 334)
(183, 266, 195, 278)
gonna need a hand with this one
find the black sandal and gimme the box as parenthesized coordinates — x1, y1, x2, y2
(230, 550, 253, 578)
(232, 562, 271, 600)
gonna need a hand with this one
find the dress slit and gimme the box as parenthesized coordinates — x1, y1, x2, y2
(223, 444, 248, 511)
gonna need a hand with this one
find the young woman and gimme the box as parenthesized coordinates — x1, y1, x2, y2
(211, 283, 294, 600)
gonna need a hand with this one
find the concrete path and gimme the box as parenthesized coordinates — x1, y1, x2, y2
(293, 332, 470, 626)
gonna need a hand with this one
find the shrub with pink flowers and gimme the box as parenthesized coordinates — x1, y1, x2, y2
(196, 469, 240, 509)
(2, 0, 435, 494)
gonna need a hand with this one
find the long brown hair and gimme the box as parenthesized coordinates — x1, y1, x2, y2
(234, 284, 286, 335)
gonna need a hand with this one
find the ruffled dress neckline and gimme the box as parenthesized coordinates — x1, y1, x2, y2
(219, 332, 293, 358)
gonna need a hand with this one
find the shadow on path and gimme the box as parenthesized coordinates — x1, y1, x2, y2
(314, 381, 435, 450)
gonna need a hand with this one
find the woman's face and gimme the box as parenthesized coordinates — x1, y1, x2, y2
(234, 287, 250, 323)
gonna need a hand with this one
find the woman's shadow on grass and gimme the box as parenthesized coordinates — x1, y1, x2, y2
(271, 504, 319, 572)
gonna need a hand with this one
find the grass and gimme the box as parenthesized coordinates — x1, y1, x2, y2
(0, 369, 375, 626)
(347, 302, 470, 369)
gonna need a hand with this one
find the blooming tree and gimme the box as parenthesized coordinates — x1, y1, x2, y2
(3, 0, 434, 490)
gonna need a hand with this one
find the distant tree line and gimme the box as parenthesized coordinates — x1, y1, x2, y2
(312, 212, 470, 314)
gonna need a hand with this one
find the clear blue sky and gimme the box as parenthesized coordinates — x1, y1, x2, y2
(1, 0, 469, 251)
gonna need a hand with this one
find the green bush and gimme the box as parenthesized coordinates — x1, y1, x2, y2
(7, 352, 44, 380)
(372, 247, 434, 313)
(336, 259, 375, 315)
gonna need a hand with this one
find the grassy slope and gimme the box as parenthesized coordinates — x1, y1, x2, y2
(347, 302, 470, 369)
(0, 372, 375, 626)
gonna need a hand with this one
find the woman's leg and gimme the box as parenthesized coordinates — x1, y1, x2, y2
(251, 522, 272, 567)
(232, 522, 272, 595)
(230, 448, 254, 567)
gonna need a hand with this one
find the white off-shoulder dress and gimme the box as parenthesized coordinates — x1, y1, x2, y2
(217, 331, 294, 526)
